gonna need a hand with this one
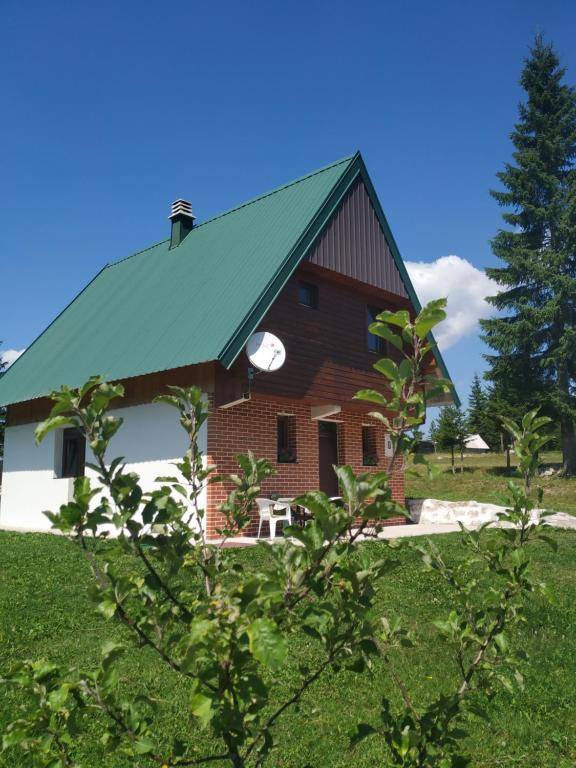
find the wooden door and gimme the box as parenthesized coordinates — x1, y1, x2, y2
(318, 421, 339, 496)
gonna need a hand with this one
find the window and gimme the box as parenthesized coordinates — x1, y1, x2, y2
(367, 305, 386, 354)
(298, 281, 318, 309)
(362, 425, 378, 466)
(277, 415, 297, 463)
(60, 427, 86, 478)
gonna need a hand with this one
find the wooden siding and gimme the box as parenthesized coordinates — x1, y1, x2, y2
(307, 177, 408, 298)
(231, 267, 410, 408)
(6, 363, 215, 426)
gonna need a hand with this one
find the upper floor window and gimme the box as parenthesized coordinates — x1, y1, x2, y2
(298, 281, 319, 309)
(60, 427, 86, 478)
(367, 306, 386, 354)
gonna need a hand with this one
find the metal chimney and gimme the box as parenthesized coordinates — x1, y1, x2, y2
(169, 199, 195, 249)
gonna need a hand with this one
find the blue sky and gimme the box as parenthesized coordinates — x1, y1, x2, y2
(1, 0, 575, 419)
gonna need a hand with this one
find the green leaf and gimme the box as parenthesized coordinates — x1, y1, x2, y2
(35, 416, 74, 445)
(47, 685, 70, 710)
(246, 618, 287, 671)
(377, 309, 411, 328)
(372, 358, 398, 380)
(398, 359, 412, 380)
(98, 599, 117, 620)
(33, 661, 59, 681)
(354, 389, 388, 405)
(334, 465, 356, 503)
(91, 383, 124, 412)
(101, 640, 125, 667)
(190, 692, 215, 727)
(133, 736, 155, 755)
(432, 619, 454, 637)
(368, 322, 404, 351)
(414, 299, 447, 339)
(494, 633, 508, 653)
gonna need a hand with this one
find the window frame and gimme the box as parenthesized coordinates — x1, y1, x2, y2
(367, 305, 387, 354)
(298, 280, 319, 310)
(60, 427, 86, 479)
(277, 414, 297, 463)
(361, 424, 379, 466)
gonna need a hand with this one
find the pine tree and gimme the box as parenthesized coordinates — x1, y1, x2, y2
(467, 373, 488, 435)
(430, 406, 468, 474)
(467, 374, 499, 451)
(481, 36, 576, 475)
(466, 374, 508, 451)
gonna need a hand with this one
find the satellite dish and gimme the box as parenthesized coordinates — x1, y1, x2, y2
(246, 331, 286, 372)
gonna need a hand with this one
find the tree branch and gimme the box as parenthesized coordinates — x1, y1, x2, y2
(130, 535, 192, 620)
(243, 641, 346, 762)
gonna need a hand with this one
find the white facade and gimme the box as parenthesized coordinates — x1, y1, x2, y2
(0, 401, 207, 533)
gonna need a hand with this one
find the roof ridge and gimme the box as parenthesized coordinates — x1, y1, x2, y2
(195, 153, 357, 230)
(107, 237, 170, 269)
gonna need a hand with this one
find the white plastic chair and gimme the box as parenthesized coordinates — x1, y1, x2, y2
(256, 498, 292, 540)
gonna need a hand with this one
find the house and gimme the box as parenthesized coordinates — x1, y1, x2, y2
(0, 152, 456, 537)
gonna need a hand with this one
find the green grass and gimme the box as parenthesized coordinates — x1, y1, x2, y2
(407, 450, 576, 515)
(1, 529, 576, 767)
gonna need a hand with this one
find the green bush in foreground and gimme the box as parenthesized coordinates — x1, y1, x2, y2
(1, 300, 558, 767)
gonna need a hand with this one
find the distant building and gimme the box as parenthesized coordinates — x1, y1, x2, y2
(464, 434, 490, 453)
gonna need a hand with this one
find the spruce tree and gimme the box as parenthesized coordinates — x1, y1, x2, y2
(467, 374, 509, 451)
(467, 373, 488, 435)
(431, 406, 468, 474)
(467, 374, 499, 451)
(481, 36, 576, 475)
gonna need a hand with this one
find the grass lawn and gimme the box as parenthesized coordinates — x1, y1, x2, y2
(1, 529, 575, 767)
(407, 450, 576, 515)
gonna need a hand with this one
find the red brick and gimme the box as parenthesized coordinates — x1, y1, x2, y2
(206, 395, 406, 538)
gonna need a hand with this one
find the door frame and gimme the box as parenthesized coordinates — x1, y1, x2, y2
(317, 418, 341, 496)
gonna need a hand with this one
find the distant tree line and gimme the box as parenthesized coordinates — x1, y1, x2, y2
(427, 373, 545, 474)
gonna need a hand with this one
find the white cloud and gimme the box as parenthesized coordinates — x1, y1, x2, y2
(1, 348, 25, 367)
(405, 255, 497, 350)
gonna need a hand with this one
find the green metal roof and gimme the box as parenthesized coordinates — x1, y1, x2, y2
(0, 152, 457, 406)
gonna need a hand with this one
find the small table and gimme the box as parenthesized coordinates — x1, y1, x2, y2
(276, 497, 312, 528)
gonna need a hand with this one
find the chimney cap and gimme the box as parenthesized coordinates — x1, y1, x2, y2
(169, 199, 196, 220)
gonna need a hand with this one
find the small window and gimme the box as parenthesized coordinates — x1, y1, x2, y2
(362, 425, 378, 466)
(367, 306, 386, 354)
(61, 427, 86, 478)
(277, 415, 297, 463)
(298, 281, 318, 309)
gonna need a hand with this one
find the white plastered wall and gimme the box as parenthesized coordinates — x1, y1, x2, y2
(0, 400, 207, 533)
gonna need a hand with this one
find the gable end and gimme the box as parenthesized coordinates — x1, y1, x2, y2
(307, 176, 408, 298)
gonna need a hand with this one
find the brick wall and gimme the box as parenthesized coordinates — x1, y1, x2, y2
(206, 395, 406, 538)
